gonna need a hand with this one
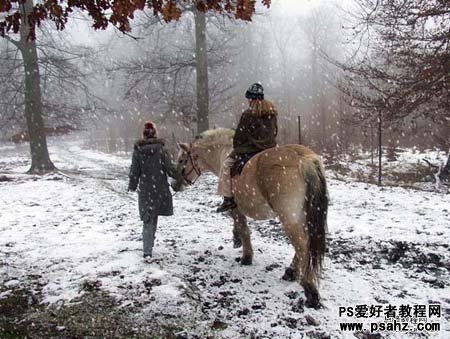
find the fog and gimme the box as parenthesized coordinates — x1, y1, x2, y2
(0, 0, 447, 157)
(103, 0, 345, 150)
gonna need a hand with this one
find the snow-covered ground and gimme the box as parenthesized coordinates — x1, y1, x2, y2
(328, 147, 449, 193)
(1, 138, 449, 338)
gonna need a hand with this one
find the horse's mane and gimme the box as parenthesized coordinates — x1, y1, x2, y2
(197, 128, 234, 147)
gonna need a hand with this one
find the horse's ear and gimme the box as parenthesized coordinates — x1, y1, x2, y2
(178, 143, 190, 152)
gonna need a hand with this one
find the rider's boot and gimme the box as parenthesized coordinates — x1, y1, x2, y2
(217, 196, 237, 213)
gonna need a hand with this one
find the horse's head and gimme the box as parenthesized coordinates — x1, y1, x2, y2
(173, 142, 202, 191)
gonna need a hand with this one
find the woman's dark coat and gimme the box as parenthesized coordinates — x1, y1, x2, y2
(128, 138, 178, 220)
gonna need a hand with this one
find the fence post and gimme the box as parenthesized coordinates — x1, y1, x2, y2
(297, 115, 302, 144)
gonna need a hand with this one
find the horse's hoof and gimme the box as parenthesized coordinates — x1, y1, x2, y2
(302, 283, 321, 309)
(305, 297, 322, 309)
(282, 267, 297, 281)
(233, 238, 242, 248)
(241, 256, 252, 265)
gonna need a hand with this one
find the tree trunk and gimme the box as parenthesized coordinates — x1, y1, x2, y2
(378, 111, 382, 186)
(194, 8, 209, 134)
(20, 0, 55, 173)
(310, 38, 326, 150)
(386, 140, 397, 162)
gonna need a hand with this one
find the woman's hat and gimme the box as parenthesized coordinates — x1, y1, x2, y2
(143, 121, 157, 138)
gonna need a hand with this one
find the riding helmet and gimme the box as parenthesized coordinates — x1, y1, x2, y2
(245, 83, 264, 100)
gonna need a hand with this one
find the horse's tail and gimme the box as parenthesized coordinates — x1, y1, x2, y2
(300, 156, 328, 283)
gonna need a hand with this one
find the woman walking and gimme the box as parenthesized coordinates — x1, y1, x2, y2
(128, 121, 180, 260)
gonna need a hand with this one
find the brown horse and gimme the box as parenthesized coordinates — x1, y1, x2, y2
(175, 128, 328, 308)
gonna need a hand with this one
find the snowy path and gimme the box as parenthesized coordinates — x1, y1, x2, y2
(0, 140, 449, 338)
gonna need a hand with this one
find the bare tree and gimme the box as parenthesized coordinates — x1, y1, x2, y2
(8, 0, 55, 173)
(299, 5, 342, 151)
(112, 10, 237, 136)
(0, 1, 107, 172)
(1, 18, 105, 136)
(339, 0, 450, 182)
(1, 0, 269, 166)
(194, 7, 209, 133)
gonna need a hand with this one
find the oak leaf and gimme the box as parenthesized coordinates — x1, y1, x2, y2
(162, 0, 181, 22)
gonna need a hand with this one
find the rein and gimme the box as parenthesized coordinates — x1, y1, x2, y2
(172, 147, 202, 197)
(181, 149, 202, 186)
(172, 144, 206, 197)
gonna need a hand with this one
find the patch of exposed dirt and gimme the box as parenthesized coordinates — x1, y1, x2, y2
(330, 238, 450, 288)
(0, 279, 198, 339)
(251, 218, 450, 291)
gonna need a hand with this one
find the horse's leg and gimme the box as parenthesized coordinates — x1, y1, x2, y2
(285, 223, 320, 308)
(230, 209, 242, 248)
(232, 226, 242, 248)
(281, 218, 320, 307)
(298, 229, 321, 309)
(240, 217, 253, 265)
(231, 209, 252, 265)
(301, 277, 320, 309)
(272, 196, 321, 308)
(279, 217, 308, 283)
(282, 253, 299, 282)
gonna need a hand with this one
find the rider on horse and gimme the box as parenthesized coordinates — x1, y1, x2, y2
(217, 83, 278, 212)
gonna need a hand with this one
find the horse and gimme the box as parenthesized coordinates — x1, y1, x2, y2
(174, 128, 328, 308)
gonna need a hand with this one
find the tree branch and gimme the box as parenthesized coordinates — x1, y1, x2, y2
(2, 35, 21, 48)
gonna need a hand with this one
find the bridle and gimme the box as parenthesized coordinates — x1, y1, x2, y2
(181, 147, 202, 185)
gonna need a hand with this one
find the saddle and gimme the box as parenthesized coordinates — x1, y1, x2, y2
(230, 152, 259, 178)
